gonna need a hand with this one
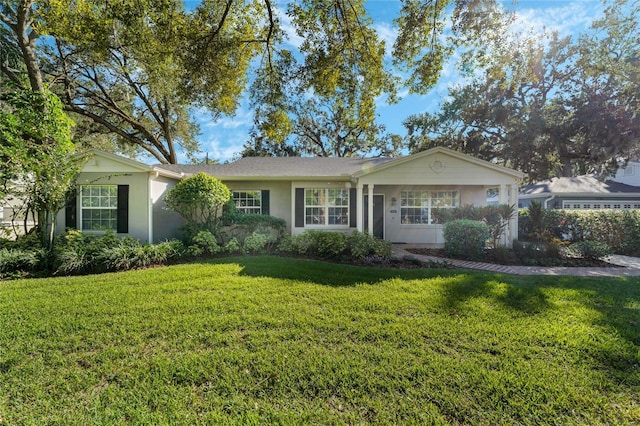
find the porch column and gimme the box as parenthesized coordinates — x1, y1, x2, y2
(367, 184, 374, 235)
(499, 184, 507, 204)
(356, 184, 364, 232)
(498, 184, 508, 245)
(508, 184, 518, 246)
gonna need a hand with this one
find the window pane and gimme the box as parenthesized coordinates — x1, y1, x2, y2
(306, 207, 324, 225)
(80, 185, 118, 231)
(233, 190, 262, 214)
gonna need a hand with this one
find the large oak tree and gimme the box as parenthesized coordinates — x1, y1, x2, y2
(404, 0, 640, 181)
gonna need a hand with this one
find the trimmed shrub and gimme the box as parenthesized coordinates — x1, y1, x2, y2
(348, 231, 392, 259)
(189, 230, 221, 256)
(443, 219, 489, 260)
(164, 172, 231, 231)
(242, 232, 275, 254)
(280, 230, 392, 261)
(223, 237, 242, 254)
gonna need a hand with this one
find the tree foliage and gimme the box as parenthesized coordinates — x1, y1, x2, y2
(405, 0, 640, 180)
(0, 87, 82, 249)
(1, 0, 277, 163)
(247, 0, 399, 157)
(164, 172, 231, 231)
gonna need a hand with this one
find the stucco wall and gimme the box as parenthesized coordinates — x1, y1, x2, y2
(369, 185, 490, 244)
(56, 171, 152, 242)
(151, 175, 185, 242)
(224, 180, 292, 233)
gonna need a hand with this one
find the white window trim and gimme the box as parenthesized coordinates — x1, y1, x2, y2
(400, 190, 460, 225)
(232, 190, 262, 214)
(79, 184, 118, 232)
(304, 188, 350, 227)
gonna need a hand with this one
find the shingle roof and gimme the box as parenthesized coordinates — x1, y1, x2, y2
(155, 157, 394, 178)
(520, 175, 640, 196)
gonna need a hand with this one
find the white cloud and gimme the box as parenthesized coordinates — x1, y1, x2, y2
(373, 22, 398, 57)
(276, 6, 304, 49)
(202, 132, 247, 163)
(511, 1, 604, 39)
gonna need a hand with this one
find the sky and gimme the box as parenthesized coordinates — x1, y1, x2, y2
(186, 0, 608, 164)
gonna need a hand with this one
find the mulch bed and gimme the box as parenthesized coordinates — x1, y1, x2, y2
(406, 248, 618, 268)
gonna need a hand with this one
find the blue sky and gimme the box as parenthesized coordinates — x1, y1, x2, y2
(188, 0, 607, 164)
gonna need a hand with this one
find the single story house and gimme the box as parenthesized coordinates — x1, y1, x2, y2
(55, 147, 524, 246)
(519, 175, 640, 210)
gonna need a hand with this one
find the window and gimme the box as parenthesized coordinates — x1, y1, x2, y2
(80, 185, 118, 231)
(305, 188, 349, 226)
(233, 191, 262, 214)
(401, 191, 459, 224)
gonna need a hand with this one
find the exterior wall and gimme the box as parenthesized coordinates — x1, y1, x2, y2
(151, 175, 184, 242)
(373, 185, 487, 245)
(611, 161, 640, 186)
(224, 180, 293, 233)
(56, 171, 152, 242)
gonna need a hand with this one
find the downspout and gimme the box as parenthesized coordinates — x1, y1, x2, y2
(148, 171, 159, 243)
(544, 195, 556, 209)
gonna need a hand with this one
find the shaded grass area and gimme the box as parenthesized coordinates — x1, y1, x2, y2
(1, 256, 639, 424)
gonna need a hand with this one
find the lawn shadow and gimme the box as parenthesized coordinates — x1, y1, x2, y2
(440, 274, 552, 315)
(210, 255, 453, 287)
(544, 276, 640, 383)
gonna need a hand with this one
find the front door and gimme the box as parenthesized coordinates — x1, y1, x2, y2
(363, 194, 384, 239)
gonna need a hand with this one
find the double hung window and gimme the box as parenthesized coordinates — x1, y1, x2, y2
(80, 185, 118, 231)
(305, 188, 349, 226)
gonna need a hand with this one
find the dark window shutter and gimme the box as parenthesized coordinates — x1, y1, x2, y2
(65, 191, 77, 229)
(261, 190, 270, 215)
(295, 188, 304, 228)
(117, 185, 129, 233)
(349, 188, 357, 228)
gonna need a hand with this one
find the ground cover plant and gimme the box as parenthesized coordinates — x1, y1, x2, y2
(1, 257, 639, 424)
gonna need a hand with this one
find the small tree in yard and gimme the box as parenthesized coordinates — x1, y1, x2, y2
(0, 87, 82, 250)
(164, 173, 231, 234)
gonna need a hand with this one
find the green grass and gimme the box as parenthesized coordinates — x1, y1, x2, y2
(1, 256, 639, 424)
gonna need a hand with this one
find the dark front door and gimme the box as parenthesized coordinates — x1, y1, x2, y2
(363, 195, 384, 239)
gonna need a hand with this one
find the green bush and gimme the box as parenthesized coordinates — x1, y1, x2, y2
(519, 209, 640, 255)
(164, 173, 231, 231)
(53, 230, 184, 275)
(219, 211, 287, 245)
(189, 230, 221, 255)
(443, 219, 489, 260)
(223, 237, 242, 253)
(0, 248, 40, 274)
(280, 230, 392, 261)
(347, 231, 392, 259)
(567, 240, 612, 260)
(242, 233, 275, 254)
(432, 204, 514, 247)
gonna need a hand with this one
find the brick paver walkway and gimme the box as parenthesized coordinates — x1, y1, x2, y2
(392, 245, 640, 277)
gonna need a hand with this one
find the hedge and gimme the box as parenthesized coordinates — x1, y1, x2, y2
(519, 209, 640, 256)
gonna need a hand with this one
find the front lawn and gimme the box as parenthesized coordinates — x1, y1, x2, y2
(1, 257, 639, 424)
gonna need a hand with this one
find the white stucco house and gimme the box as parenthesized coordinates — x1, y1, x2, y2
(55, 147, 524, 247)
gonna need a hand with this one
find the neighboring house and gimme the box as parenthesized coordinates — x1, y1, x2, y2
(55, 147, 524, 247)
(610, 160, 640, 187)
(519, 175, 640, 210)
